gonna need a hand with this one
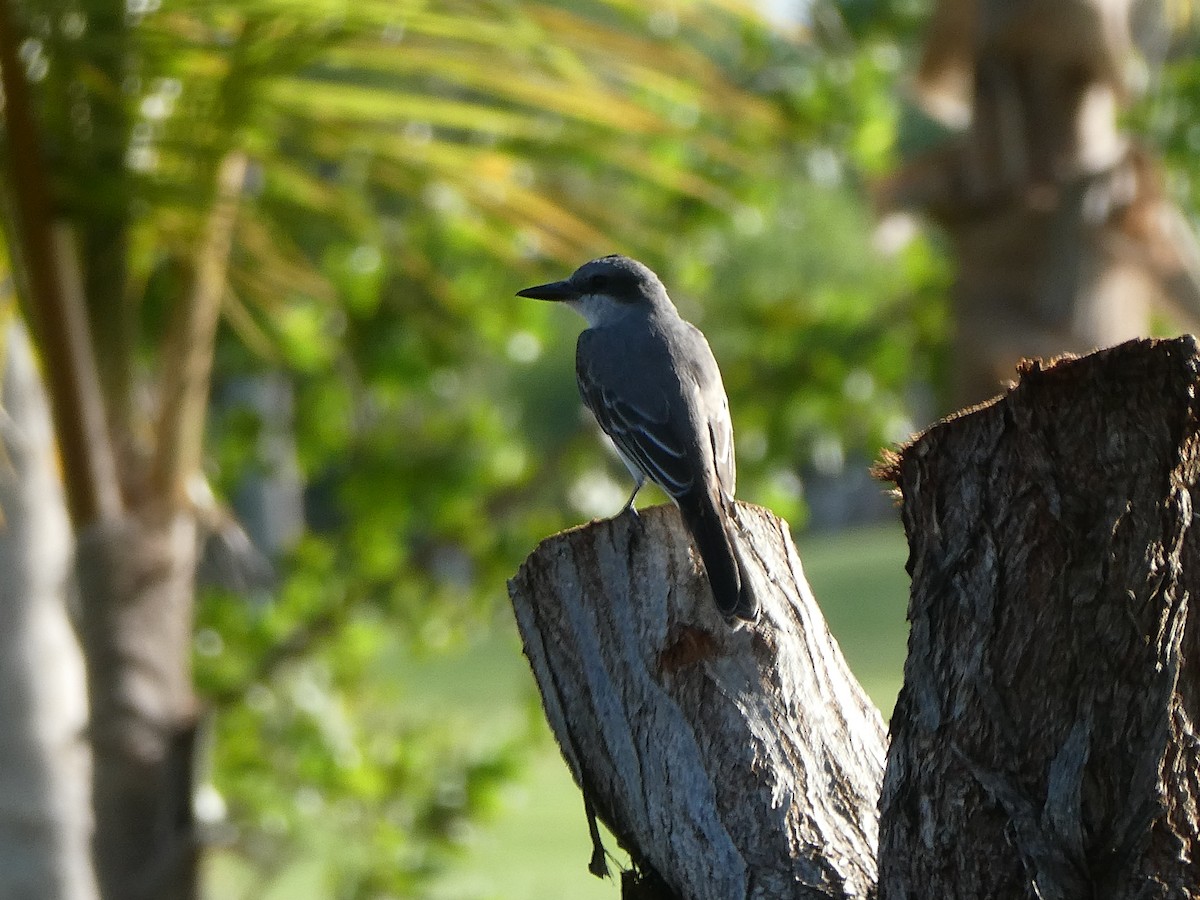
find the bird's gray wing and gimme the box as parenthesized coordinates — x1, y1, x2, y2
(576, 331, 694, 497)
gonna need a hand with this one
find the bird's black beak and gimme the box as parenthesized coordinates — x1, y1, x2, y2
(516, 279, 577, 301)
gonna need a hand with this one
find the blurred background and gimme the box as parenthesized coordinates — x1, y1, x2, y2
(0, 1, 1198, 898)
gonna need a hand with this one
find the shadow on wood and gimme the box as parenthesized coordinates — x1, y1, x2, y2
(508, 504, 886, 900)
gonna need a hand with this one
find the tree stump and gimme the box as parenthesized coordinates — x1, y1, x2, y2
(878, 335, 1200, 898)
(510, 335, 1200, 899)
(509, 505, 886, 899)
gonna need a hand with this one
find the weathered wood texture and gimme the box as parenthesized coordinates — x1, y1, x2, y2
(509, 504, 886, 900)
(879, 336, 1200, 898)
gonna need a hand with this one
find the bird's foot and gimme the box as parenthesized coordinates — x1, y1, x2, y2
(614, 503, 643, 533)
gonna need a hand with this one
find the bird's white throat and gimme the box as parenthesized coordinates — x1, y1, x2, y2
(568, 293, 638, 328)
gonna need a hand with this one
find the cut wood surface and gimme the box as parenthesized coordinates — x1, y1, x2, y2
(509, 504, 886, 899)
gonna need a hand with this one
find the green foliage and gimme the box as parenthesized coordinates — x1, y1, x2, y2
(22, 0, 1200, 895)
(197, 602, 531, 896)
(1128, 30, 1200, 214)
(3, 0, 948, 895)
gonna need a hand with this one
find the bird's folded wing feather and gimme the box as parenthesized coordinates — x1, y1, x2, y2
(576, 354, 694, 497)
(707, 394, 735, 498)
(679, 321, 735, 498)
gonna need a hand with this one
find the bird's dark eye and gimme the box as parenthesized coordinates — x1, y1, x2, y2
(584, 273, 605, 293)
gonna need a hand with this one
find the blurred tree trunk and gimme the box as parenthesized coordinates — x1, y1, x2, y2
(0, 5, 242, 896)
(0, 321, 98, 900)
(75, 515, 200, 900)
(513, 337, 1200, 897)
(878, 0, 1200, 408)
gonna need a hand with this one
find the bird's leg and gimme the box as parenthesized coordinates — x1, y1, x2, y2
(618, 478, 644, 520)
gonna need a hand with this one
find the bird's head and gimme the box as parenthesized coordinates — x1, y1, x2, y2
(516, 255, 670, 327)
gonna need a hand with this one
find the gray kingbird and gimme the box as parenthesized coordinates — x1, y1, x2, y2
(517, 255, 758, 624)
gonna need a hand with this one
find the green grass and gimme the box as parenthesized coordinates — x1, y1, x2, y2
(796, 521, 910, 715)
(424, 518, 912, 900)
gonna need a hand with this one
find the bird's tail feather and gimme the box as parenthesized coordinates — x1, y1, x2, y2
(729, 536, 759, 623)
(680, 496, 759, 624)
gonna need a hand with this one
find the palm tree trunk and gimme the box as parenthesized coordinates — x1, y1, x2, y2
(75, 512, 199, 900)
(0, 322, 98, 900)
(878, 0, 1200, 409)
(0, 10, 247, 896)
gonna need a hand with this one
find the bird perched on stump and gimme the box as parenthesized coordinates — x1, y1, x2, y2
(517, 255, 759, 624)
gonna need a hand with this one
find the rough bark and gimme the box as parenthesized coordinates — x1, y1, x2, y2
(509, 503, 886, 900)
(76, 513, 199, 900)
(878, 335, 1200, 898)
(0, 322, 98, 900)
